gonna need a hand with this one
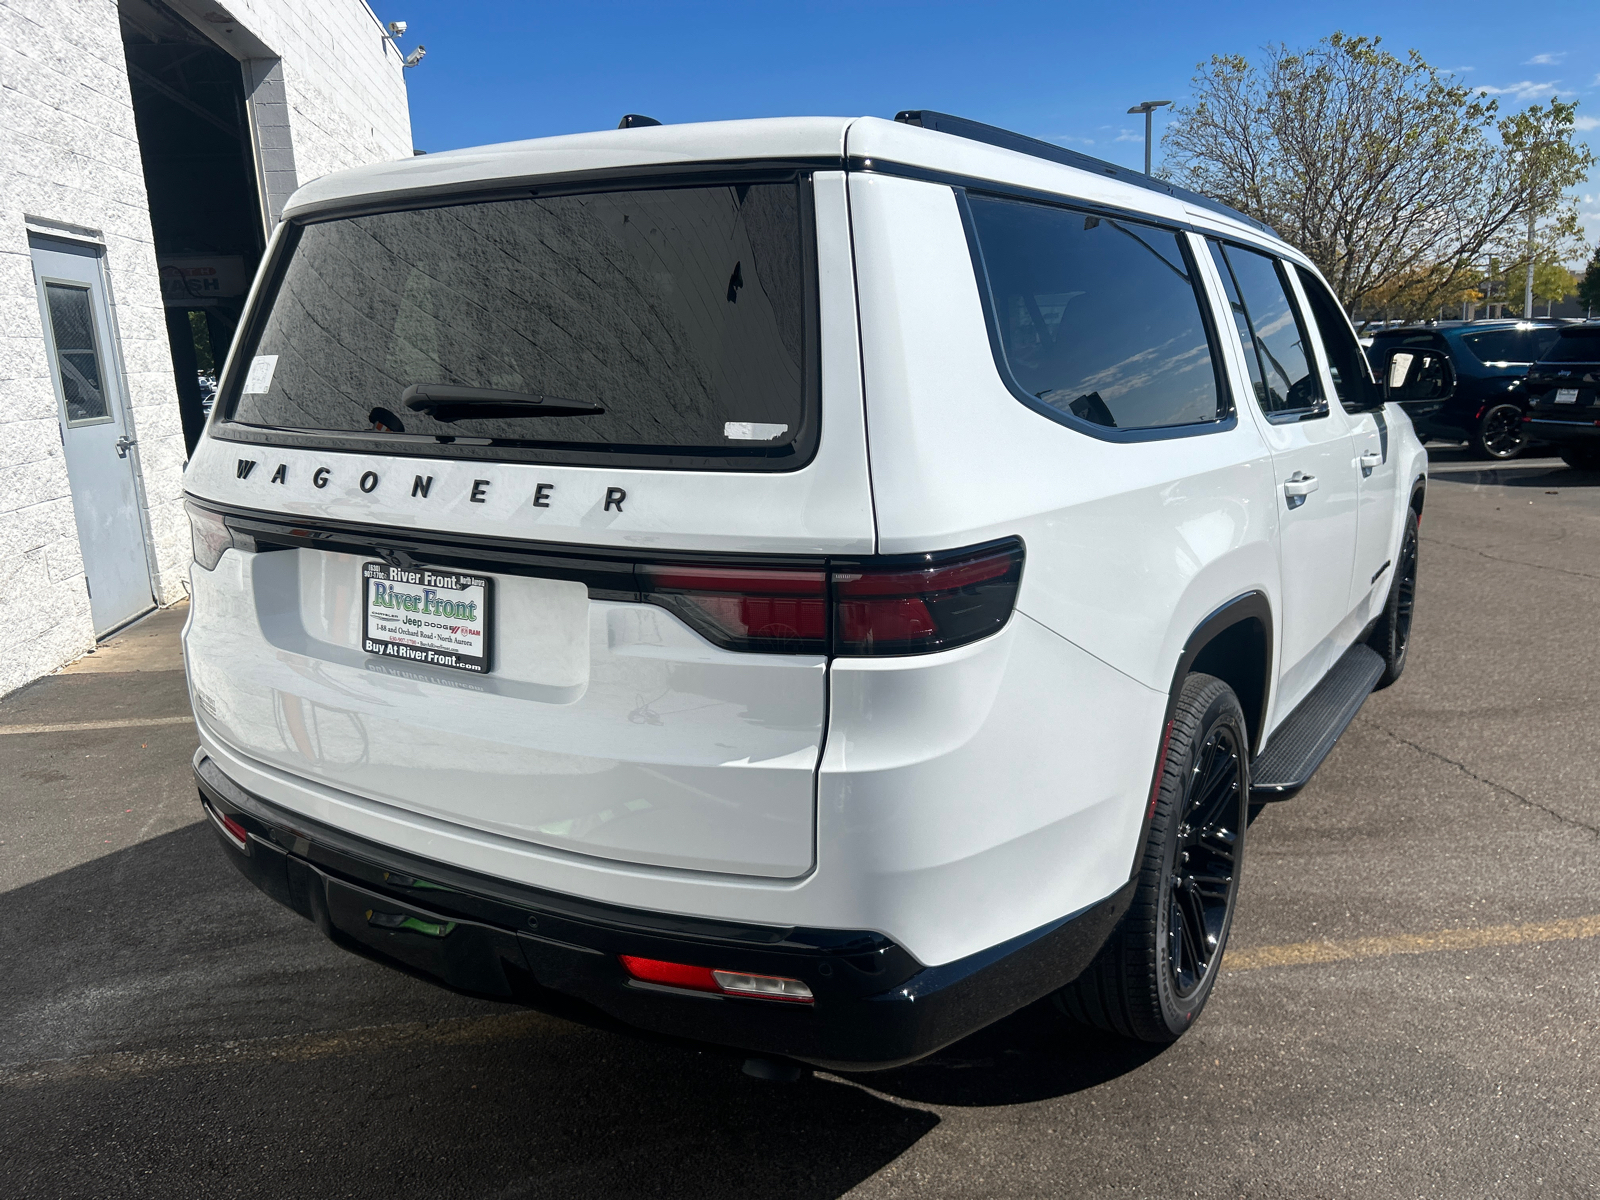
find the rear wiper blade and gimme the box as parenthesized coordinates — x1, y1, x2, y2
(401, 384, 604, 422)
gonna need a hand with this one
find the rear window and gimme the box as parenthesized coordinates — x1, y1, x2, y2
(1461, 328, 1558, 365)
(1544, 328, 1600, 363)
(963, 194, 1229, 436)
(218, 179, 817, 470)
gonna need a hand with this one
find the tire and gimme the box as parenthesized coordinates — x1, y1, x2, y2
(1559, 446, 1600, 471)
(1056, 674, 1249, 1043)
(1368, 508, 1419, 689)
(1471, 402, 1527, 460)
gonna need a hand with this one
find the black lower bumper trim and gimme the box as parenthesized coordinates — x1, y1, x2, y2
(196, 757, 1133, 1069)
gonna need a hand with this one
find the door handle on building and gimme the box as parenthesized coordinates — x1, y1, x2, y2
(1359, 450, 1382, 476)
(1284, 471, 1318, 508)
(114, 434, 137, 459)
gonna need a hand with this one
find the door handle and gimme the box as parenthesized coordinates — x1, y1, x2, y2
(1283, 471, 1318, 508)
(1359, 450, 1383, 475)
(114, 434, 137, 459)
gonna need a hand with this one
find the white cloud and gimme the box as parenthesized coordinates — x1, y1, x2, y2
(1575, 116, 1600, 131)
(1479, 79, 1562, 100)
(1051, 135, 1095, 147)
(1525, 53, 1565, 65)
(1114, 129, 1142, 143)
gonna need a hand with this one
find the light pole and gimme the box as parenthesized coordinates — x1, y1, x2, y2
(1127, 100, 1172, 175)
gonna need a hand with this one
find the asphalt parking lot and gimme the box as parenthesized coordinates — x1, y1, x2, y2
(3, 446, 1599, 1199)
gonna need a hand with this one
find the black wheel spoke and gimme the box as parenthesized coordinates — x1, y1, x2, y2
(1163, 719, 1245, 1001)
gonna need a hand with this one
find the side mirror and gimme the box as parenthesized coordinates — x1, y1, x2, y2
(1382, 348, 1455, 403)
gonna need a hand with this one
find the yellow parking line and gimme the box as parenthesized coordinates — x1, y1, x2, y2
(1226, 914, 1600, 971)
(0, 715, 194, 736)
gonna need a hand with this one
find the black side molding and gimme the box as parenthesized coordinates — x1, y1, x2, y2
(1251, 643, 1385, 800)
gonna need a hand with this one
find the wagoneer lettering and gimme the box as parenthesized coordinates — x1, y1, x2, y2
(183, 112, 1425, 1071)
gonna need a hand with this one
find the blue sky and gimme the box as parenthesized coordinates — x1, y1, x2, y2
(373, 0, 1600, 254)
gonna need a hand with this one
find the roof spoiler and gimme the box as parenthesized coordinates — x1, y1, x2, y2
(893, 110, 1275, 237)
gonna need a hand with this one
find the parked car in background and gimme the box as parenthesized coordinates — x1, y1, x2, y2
(1522, 324, 1600, 469)
(1365, 321, 1565, 459)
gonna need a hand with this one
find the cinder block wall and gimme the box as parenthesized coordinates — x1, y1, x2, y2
(0, 0, 411, 697)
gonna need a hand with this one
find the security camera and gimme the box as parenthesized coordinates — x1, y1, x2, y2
(387, 21, 407, 36)
(403, 45, 426, 68)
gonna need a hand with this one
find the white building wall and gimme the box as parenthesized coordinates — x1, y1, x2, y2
(0, 0, 412, 697)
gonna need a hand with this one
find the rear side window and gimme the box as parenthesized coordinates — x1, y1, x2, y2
(1540, 329, 1600, 363)
(1462, 328, 1558, 365)
(964, 194, 1229, 436)
(1294, 266, 1376, 411)
(218, 180, 817, 470)
(1209, 242, 1325, 420)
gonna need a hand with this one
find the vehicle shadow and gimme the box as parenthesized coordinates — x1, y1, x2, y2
(0, 823, 937, 1199)
(1425, 447, 1600, 489)
(838, 999, 1164, 1107)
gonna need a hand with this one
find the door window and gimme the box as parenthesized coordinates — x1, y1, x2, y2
(964, 195, 1230, 434)
(1294, 267, 1376, 411)
(1208, 242, 1325, 421)
(44, 281, 111, 424)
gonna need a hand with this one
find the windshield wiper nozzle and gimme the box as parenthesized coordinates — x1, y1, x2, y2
(401, 384, 604, 422)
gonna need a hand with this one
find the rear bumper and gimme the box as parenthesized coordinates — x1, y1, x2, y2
(197, 756, 1131, 1070)
(1524, 416, 1600, 444)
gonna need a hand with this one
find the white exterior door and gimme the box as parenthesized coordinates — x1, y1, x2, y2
(31, 237, 154, 635)
(1205, 239, 1359, 720)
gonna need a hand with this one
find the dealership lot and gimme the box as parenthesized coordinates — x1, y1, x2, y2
(2, 447, 1598, 1199)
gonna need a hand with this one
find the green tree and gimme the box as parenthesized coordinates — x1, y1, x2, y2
(1579, 244, 1600, 317)
(1160, 34, 1596, 323)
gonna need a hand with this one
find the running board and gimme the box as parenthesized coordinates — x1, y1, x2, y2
(1250, 643, 1385, 801)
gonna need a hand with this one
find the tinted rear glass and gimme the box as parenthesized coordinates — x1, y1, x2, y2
(965, 195, 1226, 433)
(220, 181, 816, 469)
(1461, 328, 1554, 365)
(1544, 329, 1600, 363)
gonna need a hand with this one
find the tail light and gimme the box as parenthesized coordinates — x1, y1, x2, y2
(641, 539, 1023, 657)
(640, 565, 828, 653)
(619, 955, 815, 1003)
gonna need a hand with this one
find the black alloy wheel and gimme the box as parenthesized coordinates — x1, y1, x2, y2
(1057, 674, 1249, 1042)
(1370, 507, 1419, 689)
(1474, 402, 1527, 460)
(1164, 721, 1244, 999)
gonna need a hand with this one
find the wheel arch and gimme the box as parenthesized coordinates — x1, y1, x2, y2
(1170, 591, 1273, 759)
(1124, 591, 1272, 887)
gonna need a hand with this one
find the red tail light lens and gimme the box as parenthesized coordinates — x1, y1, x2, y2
(834, 543, 1021, 655)
(640, 565, 828, 653)
(639, 540, 1024, 657)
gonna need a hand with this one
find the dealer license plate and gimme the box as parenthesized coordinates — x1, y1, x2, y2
(362, 561, 492, 674)
(1556, 389, 1580, 404)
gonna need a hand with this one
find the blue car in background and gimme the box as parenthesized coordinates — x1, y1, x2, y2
(1365, 320, 1565, 459)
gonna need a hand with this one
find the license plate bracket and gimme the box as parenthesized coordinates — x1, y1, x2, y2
(1555, 388, 1580, 404)
(362, 561, 493, 674)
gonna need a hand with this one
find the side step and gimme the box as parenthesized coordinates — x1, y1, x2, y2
(1251, 643, 1385, 801)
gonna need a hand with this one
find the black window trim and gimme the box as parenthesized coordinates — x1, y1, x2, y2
(955, 187, 1240, 445)
(1209, 238, 1329, 426)
(1292, 263, 1381, 415)
(207, 166, 825, 473)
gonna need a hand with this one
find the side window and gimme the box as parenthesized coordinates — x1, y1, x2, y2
(1295, 266, 1375, 411)
(965, 194, 1229, 434)
(1208, 241, 1325, 420)
(1527, 327, 1561, 362)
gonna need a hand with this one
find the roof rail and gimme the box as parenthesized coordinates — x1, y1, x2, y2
(893, 110, 1274, 236)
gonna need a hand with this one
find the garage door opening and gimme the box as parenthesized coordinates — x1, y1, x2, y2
(120, 0, 265, 455)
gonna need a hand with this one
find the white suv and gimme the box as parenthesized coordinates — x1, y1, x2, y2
(184, 112, 1425, 1069)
